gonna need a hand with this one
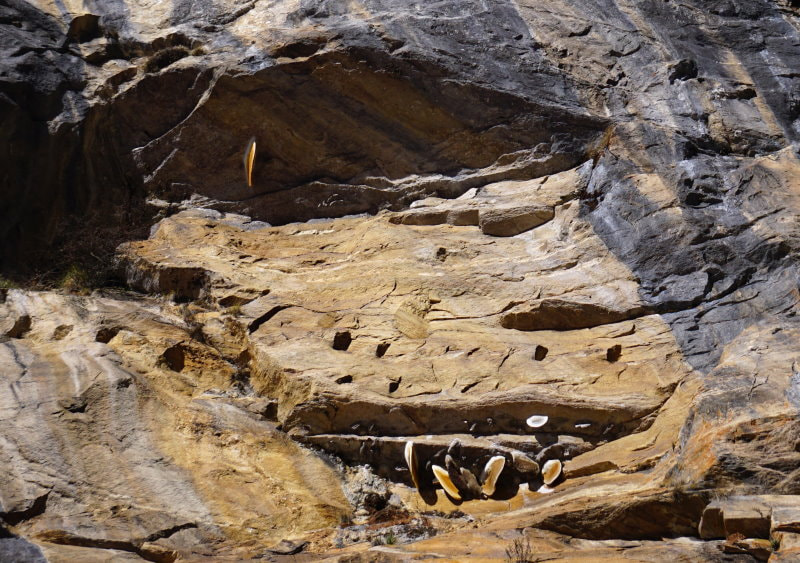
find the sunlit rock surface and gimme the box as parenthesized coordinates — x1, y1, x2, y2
(3, 0, 800, 560)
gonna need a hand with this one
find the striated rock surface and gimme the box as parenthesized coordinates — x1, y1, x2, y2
(3, 0, 800, 560)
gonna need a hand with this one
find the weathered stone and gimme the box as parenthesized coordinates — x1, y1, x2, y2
(721, 537, 772, 561)
(397, 210, 450, 226)
(699, 504, 726, 540)
(479, 206, 554, 237)
(772, 506, 800, 534)
(699, 496, 798, 540)
(774, 531, 800, 555)
(501, 299, 646, 331)
(267, 539, 308, 555)
(724, 504, 772, 539)
(5, 314, 31, 339)
(447, 208, 480, 226)
(0, 290, 350, 560)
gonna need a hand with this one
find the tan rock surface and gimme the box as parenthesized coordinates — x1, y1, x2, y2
(0, 289, 350, 560)
(5, 152, 800, 559)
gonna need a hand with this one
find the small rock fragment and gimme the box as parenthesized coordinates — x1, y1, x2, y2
(459, 467, 483, 498)
(53, 324, 73, 340)
(721, 536, 772, 561)
(95, 327, 119, 345)
(267, 539, 308, 555)
(6, 314, 31, 339)
(511, 451, 540, 475)
(445, 455, 470, 497)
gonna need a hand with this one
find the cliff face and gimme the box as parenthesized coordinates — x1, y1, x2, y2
(3, 0, 800, 561)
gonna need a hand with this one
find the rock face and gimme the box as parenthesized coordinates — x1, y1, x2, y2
(3, 0, 800, 560)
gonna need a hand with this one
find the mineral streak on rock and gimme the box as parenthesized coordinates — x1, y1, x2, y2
(3, 0, 800, 560)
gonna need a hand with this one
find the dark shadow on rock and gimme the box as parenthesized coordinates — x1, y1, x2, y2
(581, 146, 800, 373)
(0, 524, 46, 563)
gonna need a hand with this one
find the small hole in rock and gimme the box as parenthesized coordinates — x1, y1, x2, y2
(95, 326, 120, 343)
(534, 345, 548, 361)
(6, 315, 31, 339)
(335, 375, 353, 384)
(375, 342, 390, 357)
(53, 325, 73, 340)
(332, 331, 352, 351)
(606, 344, 622, 362)
(388, 378, 401, 393)
(161, 344, 186, 372)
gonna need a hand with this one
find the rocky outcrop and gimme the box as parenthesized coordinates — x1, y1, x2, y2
(0, 289, 351, 560)
(3, 0, 800, 560)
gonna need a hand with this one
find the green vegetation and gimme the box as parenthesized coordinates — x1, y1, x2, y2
(58, 265, 91, 293)
(0, 276, 18, 289)
(384, 532, 397, 545)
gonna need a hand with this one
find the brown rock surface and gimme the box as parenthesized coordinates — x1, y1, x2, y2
(0, 289, 350, 560)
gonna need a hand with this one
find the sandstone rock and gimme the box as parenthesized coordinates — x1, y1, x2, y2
(724, 504, 772, 539)
(699, 496, 800, 540)
(699, 503, 726, 540)
(721, 537, 772, 561)
(773, 531, 800, 556)
(4, 314, 31, 339)
(501, 299, 647, 332)
(267, 539, 308, 555)
(772, 506, 800, 534)
(511, 452, 539, 475)
(0, 290, 350, 559)
(479, 205, 555, 237)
